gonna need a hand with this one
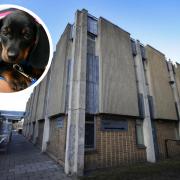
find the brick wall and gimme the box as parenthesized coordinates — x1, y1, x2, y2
(47, 116, 67, 166)
(156, 120, 180, 159)
(84, 116, 146, 170)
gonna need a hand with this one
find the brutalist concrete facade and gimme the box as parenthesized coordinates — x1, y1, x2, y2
(23, 9, 180, 176)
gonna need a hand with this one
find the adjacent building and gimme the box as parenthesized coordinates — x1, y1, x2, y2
(23, 9, 180, 176)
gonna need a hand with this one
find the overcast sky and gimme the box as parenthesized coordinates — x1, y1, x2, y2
(0, 0, 179, 111)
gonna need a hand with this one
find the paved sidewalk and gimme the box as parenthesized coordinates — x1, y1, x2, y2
(0, 131, 73, 180)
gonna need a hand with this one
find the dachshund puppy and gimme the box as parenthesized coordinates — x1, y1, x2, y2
(0, 10, 49, 91)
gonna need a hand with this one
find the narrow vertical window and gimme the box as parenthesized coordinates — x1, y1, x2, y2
(87, 16, 98, 35)
(131, 39, 137, 56)
(85, 115, 95, 150)
(175, 125, 180, 140)
(136, 120, 144, 146)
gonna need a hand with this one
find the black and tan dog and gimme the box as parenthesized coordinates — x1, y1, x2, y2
(0, 9, 49, 91)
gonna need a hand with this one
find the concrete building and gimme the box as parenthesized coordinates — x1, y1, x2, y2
(23, 9, 180, 176)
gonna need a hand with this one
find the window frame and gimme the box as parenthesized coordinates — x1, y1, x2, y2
(135, 120, 145, 147)
(87, 16, 98, 36)
(85, 115, 96, 151)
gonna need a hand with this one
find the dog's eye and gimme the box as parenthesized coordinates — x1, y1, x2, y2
(23, 33, 32, 40)
(1, 27, 11, 36)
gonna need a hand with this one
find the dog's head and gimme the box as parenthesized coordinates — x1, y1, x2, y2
(0, 10, 49, 69)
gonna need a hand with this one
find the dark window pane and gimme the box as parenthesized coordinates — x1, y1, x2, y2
(131, 39, 137, 56)
(140, 45, 146, 60)
(138, 93, 145, 118)
(87, 17, 98, 35)
(85, 117, 95, 149)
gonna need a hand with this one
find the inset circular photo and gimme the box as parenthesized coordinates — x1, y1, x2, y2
(0, 5, 53, 93)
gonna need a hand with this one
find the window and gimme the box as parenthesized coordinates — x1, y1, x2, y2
(131, 39, 137, 56)
(138, 93, 145, 119)
(85, 115, 95, 150)
(175, 125, 180, 140)
(175, 102, 180, 120)
(69, 24, 74, 40)
(101, 116, 128, 131)
(86, 34, 99, 114)
(140, 45, 146, 60)
(148, 95, 155, 119)
(136, 120, 144, 146)
(87, 34, 96, 55)
(87, 16, 98, 35)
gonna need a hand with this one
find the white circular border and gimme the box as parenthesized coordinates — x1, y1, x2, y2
(0, 4, 53, 94)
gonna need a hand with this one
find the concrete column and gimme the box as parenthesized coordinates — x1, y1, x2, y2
(41, 66, 52, 152)
(65, 9, 87, 176)
(42, 116, 50, 152)
(134, 41, 156, 162)
(168, 61, 180, 135)
(27, 93, 35, 139)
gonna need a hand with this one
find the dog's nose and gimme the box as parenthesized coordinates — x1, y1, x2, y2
(7, 50, 18, 60)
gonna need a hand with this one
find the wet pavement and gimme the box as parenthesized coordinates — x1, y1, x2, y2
(0, 131, 73, 180)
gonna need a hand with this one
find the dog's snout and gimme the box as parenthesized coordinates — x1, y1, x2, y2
(7, 50, 18, 60)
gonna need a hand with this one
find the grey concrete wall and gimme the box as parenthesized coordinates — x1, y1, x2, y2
(28, 92, 35, 125)
(24, 98, 30, 122)
(31, 86, 40, 122)
(27, 93, 33, 123)
(36, 75, 48, 120)
(98, 18, 139, 116)
(23, 97, 31, 136)
(145, 45, 177, 120)
(47, 24, 72, 116)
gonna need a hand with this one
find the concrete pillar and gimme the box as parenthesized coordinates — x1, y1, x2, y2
(134, 41, 156, 162)
(41, 66, 52, 152)
(42, 116, 50, 152)
(65, 9, 87, 176)
(168, 61, 180, 135)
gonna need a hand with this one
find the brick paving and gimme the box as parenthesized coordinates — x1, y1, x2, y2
(0, 131, 73, 180)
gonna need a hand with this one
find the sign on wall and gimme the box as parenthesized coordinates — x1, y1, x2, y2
(101, 117, 128, 131)
(56, 116, 64, 128)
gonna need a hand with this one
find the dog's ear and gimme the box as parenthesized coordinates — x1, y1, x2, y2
(0, 18, 3, 42)
(0, 18, 2, 28)
(28, 24, 50, 69)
